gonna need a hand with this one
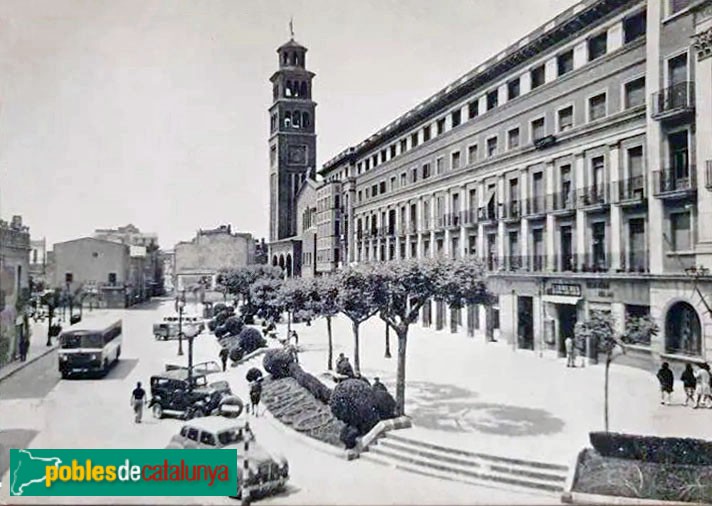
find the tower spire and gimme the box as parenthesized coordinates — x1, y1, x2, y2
(289, 17, 294, 39)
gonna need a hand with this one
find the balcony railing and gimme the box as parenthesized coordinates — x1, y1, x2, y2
(581, 252, 610, 272)
(550, 190, 576, 212)
(445, 212, 462, 228)
(652, 81, 695, 119)
(620, 250, 649, 273)
(525, 196, 548, 216)
(552, 253, 578, 272)
(502, 201, 521, 220)
(421, 218, 432, 232)
(478, 206, 499, 222)
(408, 222, 418, 234)
(462, 209, 478, 226)
(652, 167, 697, 196)
(617, 175, 646, 202)
(578, 184, 609, 207)
(502, 255, 525, 271)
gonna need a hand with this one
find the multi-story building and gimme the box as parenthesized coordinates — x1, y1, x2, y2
(28, 238, 48, 289)
(317, 0, 712, 367)
(174, 225, 255, 291)
(267, 34, 318, 278)
(159, 250, 175, 295)
(0, 216, 31, 364)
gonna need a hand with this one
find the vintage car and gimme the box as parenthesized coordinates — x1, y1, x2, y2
(149, 368, 242, 419)
(153, 315, 205, 340)
(166, 418, 288, 504)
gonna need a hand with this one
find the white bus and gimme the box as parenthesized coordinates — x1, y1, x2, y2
(58, 315, 122, 378)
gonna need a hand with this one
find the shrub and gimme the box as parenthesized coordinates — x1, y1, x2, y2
(224, 316, 244, 336)
(224, 306, 235, 315)
(212, 303, 227, 317)
(246, 367, 263, 382)
(373, 388, 397, 420)
(214, 325, 229, 338)
(340, 425, 360, 450)
(263, 349, 294, 379)
(239, 327, 267, 354)
(229, 346, 244, 363)
(207, 319, 217, 332)
(330, 379, 380, 435)
(288, 363, 332, 404)
(589, 432, 712, 466)
(215, 312, 229, 327)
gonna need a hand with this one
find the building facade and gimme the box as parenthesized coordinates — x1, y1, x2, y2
(267, 35, 318, 278)
(317, 0, 712, 368)
(28, 238, 48, 289)
(52, 237, 131, 309)
(0, 216, 31, 364)
(159, 250, 175, 295)
(174, 225, 255, 291)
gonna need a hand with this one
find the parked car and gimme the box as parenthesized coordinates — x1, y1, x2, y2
(166, 418, 288, 504)
(153, 315, 205, 340)
(148, 368, 239, 419)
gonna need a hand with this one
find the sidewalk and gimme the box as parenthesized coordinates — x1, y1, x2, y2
(280, 315, 712, 466)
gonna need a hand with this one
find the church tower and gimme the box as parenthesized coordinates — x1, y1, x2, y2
(268, 33, 317, 242)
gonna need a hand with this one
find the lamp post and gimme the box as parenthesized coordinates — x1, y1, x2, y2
(176, 291, 186, 356)
(183, 323, 200, 388)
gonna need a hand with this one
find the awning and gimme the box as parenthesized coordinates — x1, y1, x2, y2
(542, 295, 581, 305)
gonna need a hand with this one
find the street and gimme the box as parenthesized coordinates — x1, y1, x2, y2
(0, 301, 551, 505)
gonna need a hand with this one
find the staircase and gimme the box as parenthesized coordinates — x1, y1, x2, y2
(361, 433, 568, 495)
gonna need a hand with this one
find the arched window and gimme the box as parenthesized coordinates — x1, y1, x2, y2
(291, 53, 298, 66)
(284, 111, 291, 128)
(666, 301, 702, 356)
(272, 255, 278, 267)
(285, 81, 292, 97)
(300, 82, 307, 97)
(302, 112, 310, 128)
(283, 52, 288, 65)
(293, 111, 301, 128)
(279, 255, 285, 270)
(286, 254, 293, 277)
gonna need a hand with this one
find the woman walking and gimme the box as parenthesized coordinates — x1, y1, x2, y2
(249, 378, 263, 417)
(693, 363, 711, 409)
(681, 363, 697, 406)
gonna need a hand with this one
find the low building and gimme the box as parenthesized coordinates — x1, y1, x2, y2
(52, 237, 131, 309)
(0, 216, 31, 364)
(174, 225, 255, 291)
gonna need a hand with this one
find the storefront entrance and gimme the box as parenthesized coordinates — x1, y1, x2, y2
(517, 296, 534, 349)
(558, 304, 578, 357)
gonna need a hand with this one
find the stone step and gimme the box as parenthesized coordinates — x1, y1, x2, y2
(359, 433, 567, 495)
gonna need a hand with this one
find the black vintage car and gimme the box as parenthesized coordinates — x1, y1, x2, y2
(148, 368, 241, 420)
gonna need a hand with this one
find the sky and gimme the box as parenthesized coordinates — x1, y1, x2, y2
(0, 0, 578, 250)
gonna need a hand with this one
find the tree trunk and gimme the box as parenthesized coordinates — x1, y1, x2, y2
(385, 322, 392, 358)
(395, 327, 408, 415)
(352, 320, 361, 374)
(327, 316, 334, 371)
(287, 311, 292, 334)
(604, 355, 611, 432)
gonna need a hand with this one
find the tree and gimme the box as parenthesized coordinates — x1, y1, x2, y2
(276, 278, 309, 334)
(249, 277, 283, 323)
(42, 289, 62, 346)
(335, 265, 381, 375)
(575, 311, 659, 432)
(307, 276, 340, 370)
(217, 265, 282, 308)
(374, 257, 492, 415)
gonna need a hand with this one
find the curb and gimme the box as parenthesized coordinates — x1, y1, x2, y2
(0, 344, 58, 383)
(258, 408, 348, 459)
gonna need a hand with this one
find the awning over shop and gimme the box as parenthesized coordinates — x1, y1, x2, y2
(542, 295, 581, 305)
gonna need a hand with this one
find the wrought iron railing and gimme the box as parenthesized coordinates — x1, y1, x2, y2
(652, 81, 695, 117)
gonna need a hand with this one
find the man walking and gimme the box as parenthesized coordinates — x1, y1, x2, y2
(219, 347, 229, 372)
(249, 378, 263, 417)
(656, 362, 674, 405)
(565, 336, 575, 368)
(19, 336, 29, 362)
(130, 382, 147, 423)
(681, 363, 696, 406)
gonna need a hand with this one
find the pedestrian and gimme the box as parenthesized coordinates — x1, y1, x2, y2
(130, 381, 147, 423)
(249, 378, 263, 417)
(219, 347, 229, 372)
(681, 363, 697, 406)
(19, 336, 29, 362)
(565, 336, 575, 368)
(693, 363, 711, 409)
(656, 362, 674, 405)
(336, 355, 355, 378)
(290, 330, 299, 346)
(373, 377, 387, 393)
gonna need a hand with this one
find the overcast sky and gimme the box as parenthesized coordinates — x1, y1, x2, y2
(0, 0, 577, 250)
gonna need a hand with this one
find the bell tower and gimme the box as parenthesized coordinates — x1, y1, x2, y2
(268, 31, 317, 242)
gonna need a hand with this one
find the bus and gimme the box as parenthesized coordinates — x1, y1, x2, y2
(58, 315, 122, 378)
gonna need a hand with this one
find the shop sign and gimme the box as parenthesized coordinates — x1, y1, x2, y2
(546, 283, 581, 297)
(586, 280, 614, 299)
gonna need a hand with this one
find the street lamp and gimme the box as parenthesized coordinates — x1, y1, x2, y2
(183, 323, 200, 387)
(176, 291, 186, 356)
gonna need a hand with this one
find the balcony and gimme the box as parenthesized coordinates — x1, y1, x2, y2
(550, 191, 576, 215)
(398, 224, 407, 237)
(478, 206, 499, 223)
(485, 255, 500, 271)
(407, 222, 418, 234)
(502, 201, 521, 221)
(652, 167, 697, 200)
(580, 252, 610, 273)
(444, 212, 462, 229)
(577, 184, 609, 209)
(421, 218, 432, 233)
(552, 253, 578, 272)
(525, 196, 548, 217)
(502, 255, 525, 271)
(651, 82, 695, 121)
(616, 176, 646, 206)
(619, 250, 649, 273)
(462, 209, 478, 227)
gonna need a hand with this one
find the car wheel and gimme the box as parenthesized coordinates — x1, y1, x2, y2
(152, 404, 164, 419)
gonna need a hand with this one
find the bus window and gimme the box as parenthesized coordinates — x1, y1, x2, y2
(61, 335, 81, 349)
(82, 334, 104, 349)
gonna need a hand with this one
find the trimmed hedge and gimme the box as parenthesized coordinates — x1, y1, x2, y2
(238, 327, 267, 354)
(288, 363, 332, 404)
(246, 367, 263, 382)
(207, 319, 217, 332)
(224, 316, 244, 336)
(340, 425, 360, 450)
(228, 346, 244, 363)
(590, 432, 712, 466)
(215, 312, 229, 327)
(214, 325, 229, 338)
(330, 379, 380, 435)
(212, 303, 227, 317)
(263, 349, 294, 379)
(373, 388, 397, 420)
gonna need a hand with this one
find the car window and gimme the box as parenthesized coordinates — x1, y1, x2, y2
(193, 376, 207, 387)
(180, 426, 189, 437)
(200, 432, 216, 446)
(187, 428, 199, 441)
